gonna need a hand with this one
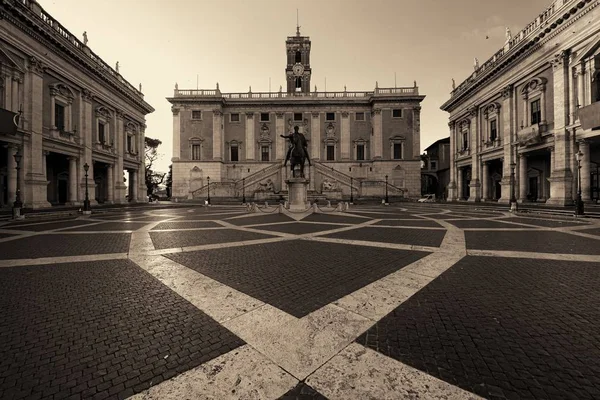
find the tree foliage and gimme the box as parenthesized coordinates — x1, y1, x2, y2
(145, 137, 166, 197)
(165, 164, 173, 198)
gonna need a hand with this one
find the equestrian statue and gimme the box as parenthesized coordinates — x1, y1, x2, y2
(281, 125, 311, 178)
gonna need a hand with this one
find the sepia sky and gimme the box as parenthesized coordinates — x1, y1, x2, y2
(39, 0, 552, 174)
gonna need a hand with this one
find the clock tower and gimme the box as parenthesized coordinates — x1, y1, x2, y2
(286, 24, 311, 94)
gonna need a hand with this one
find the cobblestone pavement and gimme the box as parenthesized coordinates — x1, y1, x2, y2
(0, 203, 599, 399)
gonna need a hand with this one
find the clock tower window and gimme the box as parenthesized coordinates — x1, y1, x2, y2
(295, 78, 302, 91)
(295, 51, 302, 63)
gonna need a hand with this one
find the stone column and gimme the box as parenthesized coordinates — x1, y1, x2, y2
(3, 74, 11, 109)
(482, 162, 489, 201)
(311, 112, 320, 160)
(42, 151, 49, 181)
(341, 111, 350, 160)
(540, 83, 547, 123)
(468, 106, 480, 202)
(172, 107, 180, 160)
(6, 145, 17, 203)
(579, 140, 591, 202)
(245, 112, 255, 160)
(412, 106, 421, 159)
(276, 112, 285, 160)
(68, 157, 77, 204)
(547, 51, 574, 205)
(372, 108, 382, 159)
(107, 164, 114, 203)
(499, 85, 514, 204)
(448, 121, 457, 201)
(577, 65, 584, 109)
(457, 167, 463, 200)
(25, 57, 51, 208)
(518, 154, 528, 202)
(212, 109, 223, 160)
(569, 69, 577, 124)
(11, 76, 20, 113)
(129, 170, 138, 202)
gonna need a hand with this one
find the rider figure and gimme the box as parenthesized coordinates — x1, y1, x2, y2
(280, 125, 311, 167)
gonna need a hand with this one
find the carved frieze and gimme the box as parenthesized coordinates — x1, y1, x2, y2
(259, 123, 270, 138)
(245, 112, 254, 119)
(325, 122, 336, 138)
(171, 106, 180, 116)
(311, 112, 320, 118)
(371, 108, 381, 115)
(82, 88, 94, 102)
(468, 105, 478, 117)
(276, 112, 285, 119)
(341, 111, 349, 118)
(212, 109, 223, 116)
(501, 84, 513, 99)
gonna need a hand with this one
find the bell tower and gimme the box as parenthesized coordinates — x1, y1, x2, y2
(286, 19, 311, 94)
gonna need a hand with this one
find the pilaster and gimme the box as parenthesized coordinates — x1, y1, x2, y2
(447, 121, 457, 201)
(579, 139, 591, 202)
(499, 84, 514, 204)
(113, 109, 126, 203)
(468, 105, 480, 202)
(518, 153, 528, 202)
(172, 106, 181, 161)
(372, 108, 382, 159)
(340, 111, 350, 160)
(412, 105, 421, 159)
(276, 112, 285, 160)
(311, 112, 320, 160)
(245, 112, 255, 160)
(212, 109, 223, 161)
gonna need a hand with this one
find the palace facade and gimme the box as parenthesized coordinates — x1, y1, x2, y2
(167, 28, 425, 202)
(441, 0, 600, 205)
(0, 0, 154, 209)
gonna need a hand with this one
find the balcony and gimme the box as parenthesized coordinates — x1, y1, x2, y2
(517, 123, 547, 146)
(172, 87, 420, 100)
(482, 139, 502, 150)
(456, 148, 471, 159)
(579, 102, 600, 130)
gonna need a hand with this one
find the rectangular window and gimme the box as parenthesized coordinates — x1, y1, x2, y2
(230, 113, 240, 122)
(530, 99, 541, 125)
(393, 143, 403, 159)
(294, 113, 303, 121)
(463, 132, 469, 150)
(192, 110, 202, 120)
(356, 144, 365, 161)
(260, 113, 270, 122)
(490, 119, 498, 141)
(261, 145, 269, 161)
(431, 161, 437, 170)
(231, 145, 239, 162)
(355, 112, 365, 121)
(98, 122, 106, 143)
(326, 145, 335, 160)
(55, 103, 65, 131)
(191, 144, 201, 160)
(326, 112, 335, 121)
(392, 109, 402, 118)
(127, 135, 133, 152)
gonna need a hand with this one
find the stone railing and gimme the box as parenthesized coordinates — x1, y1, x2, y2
(451, 0, 578, 98)
(517, 123, 548, 146)
(314, 162, 357, 190)
(456, 148, 471, 158)
(482, 139, 502, 150)
(235, 163, 281, 190)
(15, 0, 144, 98)
(173, 87, 419, 99)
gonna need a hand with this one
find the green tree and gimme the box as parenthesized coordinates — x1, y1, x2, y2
(165, 164, 172, 198)
(145, 137, 166, 197)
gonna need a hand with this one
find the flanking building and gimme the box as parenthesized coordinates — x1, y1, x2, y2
(421, 137, 450, 200)
(441, 0, 600, 204)
(0, 0, 154, 209)
(167, 27, 425, 202)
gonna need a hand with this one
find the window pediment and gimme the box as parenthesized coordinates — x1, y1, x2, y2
(520, 77, 547, 97)
(483, 102, 501, 118)
(389, 135, 406, 142)
(49, 83, 74, 103)
(95, 106, 112, 119)
(189, 136, 204, 143)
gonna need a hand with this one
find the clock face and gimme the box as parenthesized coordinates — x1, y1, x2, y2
(292, 63, 304, 77)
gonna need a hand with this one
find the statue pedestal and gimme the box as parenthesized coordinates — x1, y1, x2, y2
(286, 177, 309, 211)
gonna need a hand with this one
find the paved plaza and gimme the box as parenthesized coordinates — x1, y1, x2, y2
(0, 204, 599, 400)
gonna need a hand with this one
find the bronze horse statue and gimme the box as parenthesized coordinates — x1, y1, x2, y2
(281, 126, 311, 178)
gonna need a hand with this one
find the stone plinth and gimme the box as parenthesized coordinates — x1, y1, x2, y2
(286, 178, 309, 211)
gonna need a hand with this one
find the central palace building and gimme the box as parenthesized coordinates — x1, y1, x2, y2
(441, 0, 600, 205)
(167, 27, 425, 202)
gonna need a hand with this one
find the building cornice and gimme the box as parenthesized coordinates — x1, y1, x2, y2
(2, 0, 154, 115)
(441, 0, 597, 112)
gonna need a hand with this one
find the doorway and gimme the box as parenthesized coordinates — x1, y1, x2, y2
(528, 176, 538, 202)
(57, 177, 68, 204)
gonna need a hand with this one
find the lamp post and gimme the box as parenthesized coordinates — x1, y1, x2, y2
(510, 162, 517, 213)
(83, 163, 91, 214)
(242, 177, 246, 204)
(207, 176, 211, 205)
(576, 150, 584, 216)
(385, 174, 389, 205)
(350, 176, 354, 204)
(12, 149, 23, 219)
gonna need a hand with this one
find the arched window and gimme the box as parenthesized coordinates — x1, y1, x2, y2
(295, 77, 302, 91)
(295, 51, 302, 63)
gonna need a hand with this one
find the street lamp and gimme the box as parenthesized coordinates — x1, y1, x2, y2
(576, 150, 584, 216)
(83, 163, 91, 213)
(510, 162, 517, 213)
(384, 174, 389, 205)
(350, 176, 354, 204)
(242, 177, 246, 204)
(12, 149, 23, 219)
(207, 176, 211, 205)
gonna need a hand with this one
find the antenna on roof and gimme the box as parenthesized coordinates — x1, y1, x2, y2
(296, 9, 301, 36)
